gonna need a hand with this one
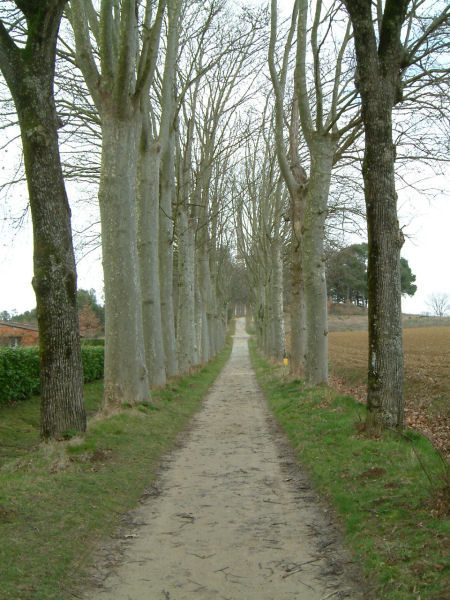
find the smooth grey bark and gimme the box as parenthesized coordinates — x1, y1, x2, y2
(69, 0, 166, 409)
(194, 266, 203, 365)
(158, 0, 181, 377)
(289, 201, 307, 376)
(269, 0, 306, 375)
(137, 109, 166, 387)
(271, 235, 286, 360)
(176, 114, 198, 373)
(197, 240, 212, 363)
(343, 0, 409, 430)
(176, 207, 196, 373)
(100, 115, 150, 406)
(302, 134, 335, 384)
(159, 126, 179, 377)
(0, 2, 86, 439)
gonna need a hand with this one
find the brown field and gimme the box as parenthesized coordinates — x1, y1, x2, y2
(328, 310, 450, 332)
(328, 327, 450, 456)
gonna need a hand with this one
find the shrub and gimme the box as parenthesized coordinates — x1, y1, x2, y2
(0, 347, 40, 405)
(0, 346, 104, 405)
(81, 346, 104, 383)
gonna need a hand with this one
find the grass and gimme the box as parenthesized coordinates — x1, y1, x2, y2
(249, 338, 449, 600)
(328, 327, 450, 456)
(0, 327, 233, 600)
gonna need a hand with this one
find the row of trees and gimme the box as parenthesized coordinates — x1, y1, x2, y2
(235, 0, 448, 431)
(0, 0, 448, 438)
(0, 0, 266, 437)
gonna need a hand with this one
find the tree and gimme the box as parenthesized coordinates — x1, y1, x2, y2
(326, 243, 368, 305)
(269, 0, 362, 384)
(268, 2, 307, 375)
(77, 288, 104, 324)
(0, 1, 86, 439)
(69, 0, 167, 410)
(78, 303, 102, 337)
(342, 0, 448, 431)
(427, 293, 450, 317)
(400, 258, 417, 297)
(326, 243, 417, 304)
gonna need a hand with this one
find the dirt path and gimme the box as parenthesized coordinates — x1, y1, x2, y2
(84, 319, 364, 600)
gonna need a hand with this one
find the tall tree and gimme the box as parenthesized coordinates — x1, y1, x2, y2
(0, 1, 86, 439)
(343, 0, 410, 430)
(69, 0, 166, 410)
(268, 1, 307, 375)
(158, 0, 182, 378)
(270, 0, 361, 383)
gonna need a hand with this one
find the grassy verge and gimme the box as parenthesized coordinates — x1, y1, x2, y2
(249, 339, 449, 600)
(0, 327, 233, 600)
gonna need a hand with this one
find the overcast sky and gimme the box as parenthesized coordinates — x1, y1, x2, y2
(1, 186, 449, 317)
(1, 0, 449, 318)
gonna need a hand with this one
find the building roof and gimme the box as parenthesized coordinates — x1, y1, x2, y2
(0, 321, 38, 332)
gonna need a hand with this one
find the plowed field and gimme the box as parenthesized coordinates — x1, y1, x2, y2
(328, 326, 450, 455)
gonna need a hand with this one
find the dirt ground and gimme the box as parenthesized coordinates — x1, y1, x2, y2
(82, 319, 365, 600)
(328, 327, 450, 456)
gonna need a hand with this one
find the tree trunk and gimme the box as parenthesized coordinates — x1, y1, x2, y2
(100, 114, 150, 409)
(289, 187, 307, 376)
(271, 236, 285, 360)
(0, 4, 86, 439)
(364, 99, 404, 430)
(159, 132, 179, 377)
(197, 246, 211, 364)
(137, 115, 166, 387)
(158, 0, 180, 378)
(177, 207, 196, 374)
(303, 134, 335, 385)
(343, 0, 408, 430)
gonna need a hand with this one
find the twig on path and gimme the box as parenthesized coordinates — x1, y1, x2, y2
(320, 591, 340, 600)
(281, 557, 321, 578)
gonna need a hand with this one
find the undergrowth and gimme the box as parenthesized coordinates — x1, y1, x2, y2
(0, 325, 233, 600)
(249, 339, 449, 600)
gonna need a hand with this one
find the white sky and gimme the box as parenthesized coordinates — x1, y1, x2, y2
(1, 188, 449, 316)
(0, 0, 449, 317)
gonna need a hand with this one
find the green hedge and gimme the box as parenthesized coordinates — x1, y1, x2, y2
(0, 346, 104, 406)
(80, 346, 104, 382)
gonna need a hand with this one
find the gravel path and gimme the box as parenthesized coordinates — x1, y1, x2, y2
(84, 319, 364, 600)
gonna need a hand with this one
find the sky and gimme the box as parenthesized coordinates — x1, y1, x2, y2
(1, 187, 449, 316)
(0, 0, 449, 318)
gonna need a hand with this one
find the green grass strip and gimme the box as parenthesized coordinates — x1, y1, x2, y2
(0, 326, 233, 600)
(249, 339, 449, 600)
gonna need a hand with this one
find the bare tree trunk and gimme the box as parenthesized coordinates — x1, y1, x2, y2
(100, 115, 150, 408)
(159, 131, 179, 377)
(303, 135, 335, 385)
(194, 266, 203, 365)
(271, 236, 285, 360)
(137, 113, 166, 387)
(177, 207, 196, 374)
(158, 0, 180, 377)
(0, 3, 86, 439)
(344, 0, 408, 430)
(197, 245, 212, 363)
(69, 0, 166, 408)
(289, 187, 307, 376)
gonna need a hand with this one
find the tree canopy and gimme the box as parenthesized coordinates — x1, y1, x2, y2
(327, 243, 417, 305)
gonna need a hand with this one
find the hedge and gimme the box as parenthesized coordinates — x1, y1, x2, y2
(0, 346, 104, 406)
(81, 338, 105, 347)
